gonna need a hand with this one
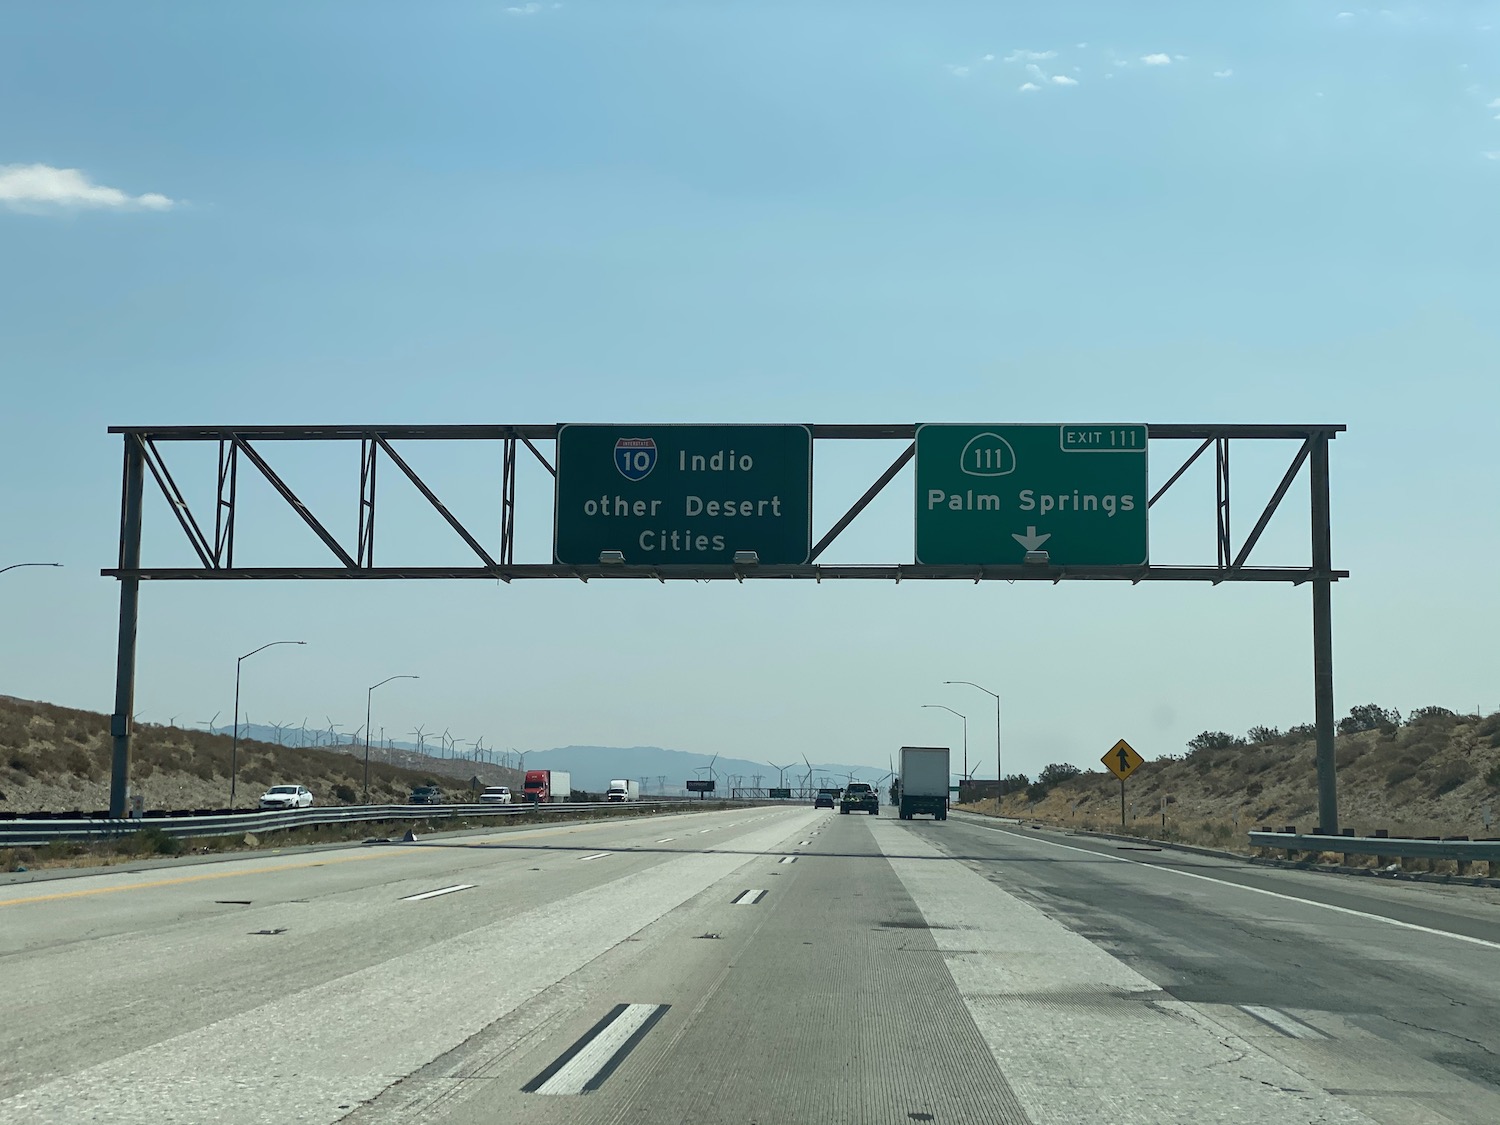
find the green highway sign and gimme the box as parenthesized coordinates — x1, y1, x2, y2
(555, 425, 813, 566)
(915, 424, 1149, 566)
(769, 787, 792, 799)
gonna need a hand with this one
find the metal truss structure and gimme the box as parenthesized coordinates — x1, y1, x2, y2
(104, 423, 1346, 829)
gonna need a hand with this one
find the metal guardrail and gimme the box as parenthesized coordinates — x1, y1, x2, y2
(0, 800, 737, 848)
(1249, 830, 1500, 871)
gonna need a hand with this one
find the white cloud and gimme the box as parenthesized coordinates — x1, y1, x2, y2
(1051, 75, 1078, 86)
(1337, 10, 1355, 18)
(504, 2, 544, 13)
(982, 53, 995, 62)
(1141, 53, 1172, 66)
(1485, 151, 1500, 160)
(1488, 98, 1500, 108)
(1018, 82, 1040, 93)
(1214, 69, 1234, 78)
(1004, 49, 1056, 63)
(946, 64, 971, 78)
(1026, 64, 1046, 80)
(0, 164, 175, 212)
(1075, 42, 1088, 48)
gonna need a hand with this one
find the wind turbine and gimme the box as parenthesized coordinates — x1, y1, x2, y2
(199, 711, 221, 734)
(324, 717, 341, 747)
(270, 720, 288, 745)
(801, 754, 814, 796)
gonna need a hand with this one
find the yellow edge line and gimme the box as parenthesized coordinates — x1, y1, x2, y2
(0, 848, 424, 908)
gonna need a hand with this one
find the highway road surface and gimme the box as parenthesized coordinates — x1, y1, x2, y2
(2, 804, 1498, 1124)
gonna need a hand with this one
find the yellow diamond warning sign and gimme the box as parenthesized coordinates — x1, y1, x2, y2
(1102, 738, 1144, 781)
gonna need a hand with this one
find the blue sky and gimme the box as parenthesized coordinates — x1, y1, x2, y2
(3, 2, 1499, 782)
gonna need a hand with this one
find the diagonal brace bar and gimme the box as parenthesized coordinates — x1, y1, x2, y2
(374, 436, 501, 569)
(1148, 437, 1213, 509)
(808, 443, 915, 563)
(235, 438, 359, 568)
(1230, 439, 1311, 570)
(139, 438, 214, 568)
(520, 435, 555, 477)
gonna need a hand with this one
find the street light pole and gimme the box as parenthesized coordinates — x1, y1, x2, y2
(365, 675, 419, 801)
(922, 703, 968, 783)
(231, 640, 305, 805)
(945, 680, 1001, 801)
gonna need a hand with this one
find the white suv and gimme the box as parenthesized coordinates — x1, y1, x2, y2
(479, 786, 511, 805)
(259, 784, 314, 809)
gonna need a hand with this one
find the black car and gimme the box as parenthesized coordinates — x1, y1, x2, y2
(408, 785, 444, 805)
(814, 788, 840, 809)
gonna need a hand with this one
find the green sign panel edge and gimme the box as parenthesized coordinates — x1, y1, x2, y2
(553, 423, 814, 567)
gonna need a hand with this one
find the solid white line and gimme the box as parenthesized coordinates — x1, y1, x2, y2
(402, 884, 476, 902)
(578, 852, 611, 862)
(959, 819, 1500, 952)
(1239, 1005, 1325, 1039)
(779, 856, 797, 864)
(535, 1004, 659, 1095)
(733, 889, 767, 905)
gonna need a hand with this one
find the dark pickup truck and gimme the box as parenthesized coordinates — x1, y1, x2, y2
(840, 783, 878, 815)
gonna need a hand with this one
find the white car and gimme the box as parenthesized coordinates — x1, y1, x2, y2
(479, 786, 512, 805)
(259, 785, 314, 809)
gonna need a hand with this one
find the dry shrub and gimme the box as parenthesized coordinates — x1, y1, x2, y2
(1430, 761, 1473, 797)
(1385, 762, 1418, 788)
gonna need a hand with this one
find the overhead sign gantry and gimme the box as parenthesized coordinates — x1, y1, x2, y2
(101, 420, 1346, 834)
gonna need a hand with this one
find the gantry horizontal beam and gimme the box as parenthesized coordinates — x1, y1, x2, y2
(101, 565, 1346, 583)
(107, 424, 1347, 441)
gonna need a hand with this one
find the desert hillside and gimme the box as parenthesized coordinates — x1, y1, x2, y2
(0, 695, 526, 813)
(976, 705, 1500, 848)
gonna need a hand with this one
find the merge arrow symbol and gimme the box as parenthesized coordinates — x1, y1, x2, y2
(1012, 526, 1051, 552)
(1117, 747, 1131, 772)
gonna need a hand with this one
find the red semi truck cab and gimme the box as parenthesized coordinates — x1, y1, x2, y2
(522, 769, 571, 803)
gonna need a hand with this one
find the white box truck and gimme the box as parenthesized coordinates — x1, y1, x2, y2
(606, 779, 640, 802)
(899, 746, 950, 821)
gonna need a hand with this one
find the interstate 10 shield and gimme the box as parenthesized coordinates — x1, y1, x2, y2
(614, 437, 658, 481)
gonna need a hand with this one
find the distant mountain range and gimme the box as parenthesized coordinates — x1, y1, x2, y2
(210, 723, 890, 796)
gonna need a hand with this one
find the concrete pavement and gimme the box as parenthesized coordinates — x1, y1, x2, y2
(1, 804, 1496, 1124)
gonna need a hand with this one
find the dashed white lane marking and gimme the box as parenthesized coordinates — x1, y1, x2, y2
(732, 889, 767, 905)
(655, 838, 675, 843)
(958, 819, 1500, 953)
(779, 856, 797, 864)
(526, 1003, 669, 1095)
(698, 829, 714, 834)
(797, 840, 812, 846)
(402, 884, 476, 902)
(578, 852, 611, 862)
(1238, 1005, 1327, 1039)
